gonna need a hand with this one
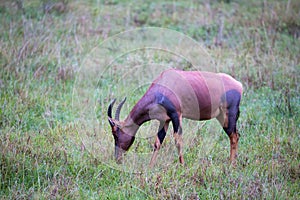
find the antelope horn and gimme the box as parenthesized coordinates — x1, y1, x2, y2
(107, 99, 116, 118)
(115, 97, 127, 120)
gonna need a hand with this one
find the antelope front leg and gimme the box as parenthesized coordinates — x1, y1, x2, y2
(171, 113, 184, 164)
(149, 136, 160, 168)
(229, 132, 239, 166)
(149, 121, 169, 168)
(174, 132, 184, 164)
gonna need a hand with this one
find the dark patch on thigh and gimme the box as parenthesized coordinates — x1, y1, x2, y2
(221, 89, 241, 108)
(223, 107, 239, 135)
(221, 90, 241, 135)
(155, 93, 180, 133)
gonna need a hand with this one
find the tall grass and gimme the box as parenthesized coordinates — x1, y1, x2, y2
(1, 0, 299, 199)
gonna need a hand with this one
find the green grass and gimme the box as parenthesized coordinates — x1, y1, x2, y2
(1, 0, 299, 199)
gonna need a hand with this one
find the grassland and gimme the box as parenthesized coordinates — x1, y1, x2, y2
(0, 0, 299, 199)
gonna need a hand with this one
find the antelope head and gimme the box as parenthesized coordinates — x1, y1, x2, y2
(107, 98, 135, 163)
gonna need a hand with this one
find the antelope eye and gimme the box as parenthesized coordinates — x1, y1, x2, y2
(113, 128, 120, 138)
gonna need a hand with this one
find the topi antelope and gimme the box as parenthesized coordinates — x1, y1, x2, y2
(108, 69, 243, 167)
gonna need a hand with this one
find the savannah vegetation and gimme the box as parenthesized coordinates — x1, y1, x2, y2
(0, 0, 299, 199)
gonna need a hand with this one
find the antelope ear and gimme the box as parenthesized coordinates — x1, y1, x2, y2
(108, 117, 115, 127)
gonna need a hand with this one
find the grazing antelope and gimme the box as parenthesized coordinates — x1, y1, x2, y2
(108, 69, 243, 167)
